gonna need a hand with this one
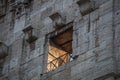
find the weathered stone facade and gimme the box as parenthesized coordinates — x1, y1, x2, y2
(0, 0, 120, 80)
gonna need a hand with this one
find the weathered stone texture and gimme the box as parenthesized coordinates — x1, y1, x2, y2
(0, 0, 120, 80)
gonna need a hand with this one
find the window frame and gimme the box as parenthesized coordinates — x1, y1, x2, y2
(43, 22, 74, 73)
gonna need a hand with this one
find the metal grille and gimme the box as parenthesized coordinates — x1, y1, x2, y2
(47, 53, 70, 72)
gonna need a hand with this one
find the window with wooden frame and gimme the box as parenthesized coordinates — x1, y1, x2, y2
(47, 26, 73, 72)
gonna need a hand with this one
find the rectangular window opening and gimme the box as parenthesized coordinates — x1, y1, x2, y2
(47, 27, 73, 72)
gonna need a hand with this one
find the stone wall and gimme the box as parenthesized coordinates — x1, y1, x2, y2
(0, 0, 120, 80)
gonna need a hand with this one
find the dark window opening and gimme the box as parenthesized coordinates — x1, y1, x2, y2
(47, 27, 73, 72)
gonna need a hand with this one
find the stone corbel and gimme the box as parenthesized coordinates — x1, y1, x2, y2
(23, 26, 38, 43)
(49, 12, 65, 29)
(77, 0, 98, 16)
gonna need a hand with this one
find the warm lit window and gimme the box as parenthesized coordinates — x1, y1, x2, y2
(47, 27, 73, 72)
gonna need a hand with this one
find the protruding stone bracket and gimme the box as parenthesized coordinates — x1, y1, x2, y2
(77, 0, 98, 16)
(23, 26, 38, 43)
(49, 12, 65, 29)
(0, 41, 8, 60)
